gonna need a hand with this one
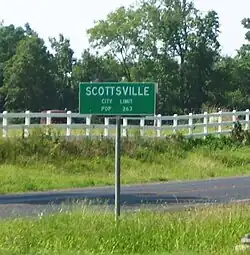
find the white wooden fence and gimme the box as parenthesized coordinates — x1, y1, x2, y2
(0, 109, 249, 139)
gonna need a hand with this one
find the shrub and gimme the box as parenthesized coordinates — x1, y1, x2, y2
(0, 124, 248, 166)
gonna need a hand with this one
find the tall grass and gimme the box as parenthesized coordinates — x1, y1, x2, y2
(0, 126, 240, 164)
(0, 203, 248, 254)
(0, 123, 249, 193)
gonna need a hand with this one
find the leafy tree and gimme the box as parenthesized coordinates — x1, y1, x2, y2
(2, 35, 57, 111)
(222, 18, 250, 110)
(87, 0, 221, 113)
(49, 34, 76, 109)
(0, 4, 250, 115)
(238, 18, 250, 56)
(87, 6, 141, 81)
(0, 23, 27, 111)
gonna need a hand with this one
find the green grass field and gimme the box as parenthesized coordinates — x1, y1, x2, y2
(1, 147, 250, 194)
(0, 126, 249, 255)
(0, 203, 248, 254)
(0, 126, 249, 194)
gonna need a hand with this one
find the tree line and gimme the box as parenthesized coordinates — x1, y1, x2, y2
(0, 0, 250, 115)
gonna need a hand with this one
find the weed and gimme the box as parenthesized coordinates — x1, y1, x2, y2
(0, 203, 248, 254)
(0, 126, 249, 193)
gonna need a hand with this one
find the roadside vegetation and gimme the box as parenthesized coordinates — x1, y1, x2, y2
(0, 203, 248, 254)
(0, 121, 249, 193)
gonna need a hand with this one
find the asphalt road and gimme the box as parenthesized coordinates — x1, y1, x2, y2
(0, 175, 250, 219)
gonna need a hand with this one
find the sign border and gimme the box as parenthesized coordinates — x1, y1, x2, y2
(79, 82, 158, 116)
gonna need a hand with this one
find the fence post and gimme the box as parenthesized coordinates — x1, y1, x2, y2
(245, 109, 249, 130)
(154, 114, 157, 127)
(86, 116, 91, 136)
(46, 110, 51, 125)
(232, 110, 236, 129)
(24, 110, 30, 138)
(203, 112, 208, 138)
(46, 110, 51, 135)
(66, 111, 72, 137)
(104, 117, 109, 137)
(2, 111, 8, 138)
(218, 110, 222, 135)
(173, 114, 178, 134)
(122, 118, 128, 137)
(140, 118, 145, 137)
(188, 113, 193, 136)
(156, 114, 161, 137)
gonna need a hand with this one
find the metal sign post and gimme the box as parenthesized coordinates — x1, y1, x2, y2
(115, 116, 121, 220)
(79, 82, 157, 220)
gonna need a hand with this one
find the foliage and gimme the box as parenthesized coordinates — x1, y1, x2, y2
(0, 204, 248, 254)
(2, 36, 57, 111)
(231, 121, 250, 145)
(0, 124, 247, 165)
(0, 1, 249, 114)
(0, 128, 249, 192)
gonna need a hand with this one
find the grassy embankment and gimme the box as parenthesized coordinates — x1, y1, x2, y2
(0, 203, 248, 254)
(0, 123, 249, 255)
(0, 121, 249, 194)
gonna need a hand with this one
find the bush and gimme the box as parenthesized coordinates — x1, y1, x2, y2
(231, 121, 250, 145)
(0, 124, 247, 166)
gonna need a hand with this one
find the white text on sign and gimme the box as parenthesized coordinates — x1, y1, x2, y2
(123, 106, 132, 112)
(101, 106, 112, 112)
(86, 86, 150, 96)
(102, 99, 112, 104)
(120, 99, 132, 104)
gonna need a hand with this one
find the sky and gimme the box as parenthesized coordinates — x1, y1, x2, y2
(0, 0, 249, 58)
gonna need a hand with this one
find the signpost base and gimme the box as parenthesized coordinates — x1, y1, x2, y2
(115, 116, 121, 221)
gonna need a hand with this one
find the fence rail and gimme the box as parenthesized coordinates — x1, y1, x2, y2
(0, 109, 248, 139)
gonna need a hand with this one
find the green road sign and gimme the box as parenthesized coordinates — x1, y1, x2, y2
(79, 82, 157, 116)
